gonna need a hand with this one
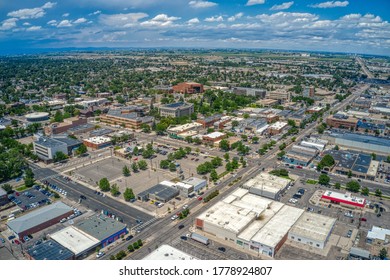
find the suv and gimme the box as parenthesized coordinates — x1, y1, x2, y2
(218, 247, 226, 252)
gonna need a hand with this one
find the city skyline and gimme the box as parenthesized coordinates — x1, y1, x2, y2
(0, 1, 389, 55)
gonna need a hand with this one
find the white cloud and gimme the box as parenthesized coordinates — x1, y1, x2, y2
(47, 20, 57, 26)
(73, 18, 87, 24)
(26, 26, 42, 31)
(141, 14, 181, 27)
(99, 13, 148, 27)
(57, 20, 72, 27)
(62, 13, 70, 17)
(189, 1, 218, 8)
(246, 0, 265, 6)
(89, 10, 101, 16)
(228, 13, 244, 22)
(23, 22, 31, 26)
(187, 18, 200, 24)
(309, 1, 349, 8)
(205, 15, 223, 22)
(7, 2, 56, 19)
(270, 1, 294, 11)
(0, 18, 18, 31)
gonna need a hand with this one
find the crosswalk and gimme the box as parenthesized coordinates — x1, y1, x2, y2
(132, 217, 159, 231)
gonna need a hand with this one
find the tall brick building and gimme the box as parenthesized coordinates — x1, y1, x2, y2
(172, 82, 204, 94)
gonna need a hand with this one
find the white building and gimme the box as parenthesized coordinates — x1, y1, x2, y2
(33, 136, 68, 162)
(174, 182, 194, 197)
(288, 212, 336, 249)
(242, 172, 291, 200)
(143, 245, 197, 260)
(366, 226, 390, 244)
(181, 177, 207, 192)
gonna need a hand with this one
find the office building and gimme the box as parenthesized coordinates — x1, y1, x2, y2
(159, 102, 194, 118)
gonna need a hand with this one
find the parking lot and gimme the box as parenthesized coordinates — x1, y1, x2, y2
(8, 187, 52, 212)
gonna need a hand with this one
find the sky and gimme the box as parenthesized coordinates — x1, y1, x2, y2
(0, 0, 389, 55)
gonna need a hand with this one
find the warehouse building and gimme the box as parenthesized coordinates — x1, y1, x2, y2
(7, 202, 73, 239)
(366, 226, 390, 244)
(50, 226, 100, 258)
(326, 113, 358, 130)
(137, 182, 180, 202)
(288, 212, 336, 249)
(26, 240, 74, 260)
(321, 190, 366, 208)
(283, 145, 318, 167)
(167, 122, 202, 139)
(202, 131, 226, 144)
(241, 172, 291, 200)
(75, 215, 127, 248)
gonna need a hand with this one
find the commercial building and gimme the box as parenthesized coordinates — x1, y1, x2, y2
(137, 182, 180, 202)
(167, 122, 202, 139)
(100, 107, 153, 129)
(33, 136, 68, 163)
(266, 91, 290, 102)
(83, 136, 112, 150)
(232, 87, 266, 98)
(321, 190, 366, 208)
(268, 121, 287, 135)
(181, 177, 207, 192)
(349, 247, 371, 260)
(196, 114, 222, 128)
(51, 135, 82, 155)
(26, 240, 74, 260)
(172, 82, 204, 94)
(356, 120, 386, 135)
(143, 245, 197, 260)
(44, 117, 87, 135)
(7, 202, 73, 239)
(326, 113, 358, 130)
(202, 132, 226, 144)
(174, 182, 194, 197)
(256, 99, 279, 107)
(67, 123, 95, 135)
(159, 102, 194, 118)
(0, 187, 9, 206)
(366, 226, 390, 245)
(241, 172, 291, 200)
(283, 145, 318, 167)
(25, 112, 50, 122)
(75, 215, 127, 248)
(303, 86, 315, 97)
(50, 226, 100, 258)
(300, 137, 327, 151)
(77, 98, 108, 109)
(288, 212, 336, 249)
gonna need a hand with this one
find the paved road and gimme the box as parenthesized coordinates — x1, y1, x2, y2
(356, 57, 374, 79)
(29, 163, 154, 228)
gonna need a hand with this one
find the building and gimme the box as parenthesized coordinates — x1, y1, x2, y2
(100, 107, 153, 130)
(306, 106, 324, 114)
(75, 215, 127, 248)
(303, 86, 315, 97)
(202, 132, 226, 144)
(232, 87, 266, 98)
(326, 113, 358, 130)
(268, 121, 287, 135)
(159, 102, 194, 118)
(77, 98, 108, 109)
(241, 172, 291, 200)
(83, 136, 112, 150)
(283, 145, 318, 167)
(321, 190, 366, 208)
(266, 91, 290, 102)
(288, 212, 336, 249)
(366, 226, 390, 244)
(33, 136, 68, 163)
(172, 82, 204, 94)
(67, 123, 95, 135)
(44, 117, 87, 135)
(137, 182, 180, 202)
(349, 247, 371, 260)
(50, 226, 100, 258)
(324, 130, 390, 155)
(167, 122, 203, 139)
(174, 182, 194, 197)
(196, 114, 222, 128)
(181, 177, 207, 192)
(7, 202, 73, 239)
(26, 240, 74, 260)
(0, 187, 9, 206)
(143, 245, 197, 260)
(25, 112, 50, 122)
(356, 120, 386, 135)
(256, 99, 279, 107)
(51, 136, 82, 155)
(300, 137, 327, 151)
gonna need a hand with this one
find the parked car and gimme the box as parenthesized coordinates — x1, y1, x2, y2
(126, 235, 134, 241)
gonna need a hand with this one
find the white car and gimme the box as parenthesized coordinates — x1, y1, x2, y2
(96, 251, 105, 258)
(171, 215, 178, 220)
(183, 204, 189, 210)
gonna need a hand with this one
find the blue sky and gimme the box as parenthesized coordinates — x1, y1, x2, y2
(0, 1, 389, 55)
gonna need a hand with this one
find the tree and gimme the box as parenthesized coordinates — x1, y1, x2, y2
(318, 154, 335, 170)
(127, 244, 134, 252)
(160, 160, 170, 169)
(138, 160, 148, 170)
(371, 153, 377, 160)
(132, 146, 139, 156)
(54, 110, 64, 122)
(225, 162, 233, 172)
(231, 158, 239, 169)
(279, 143, 287, 150)
(252, 136, 259, 144)
(347, 170, 352, 178)
(241, 134, 248, 142)
(346, 180, 360, 193)
(210, 169, 218, 182)
(375, 189, 382, 197)
(1, 183, 12, 194)
(361, 187, 369, 196)
(219, 139, 230, 151)
(318, 174, 330, 185)
(53, 151, 68, 162)
(24, 167, 35, 188)
(131, 162, 139, 172)
(110, 184, 120, 196)
(123, 188, 135, 201)
(141, 124, 151, 133)
(379, 248, 388, 260)
(75, 144, 87, 155)
(287, 119, 296, 128)
(231, 120, 239, 128)
(137, 239, 143, 247)
(184, 146, 191, 154)
(169, 162, 177, 172)
(122, 165, 130, 177)
(277, 151, 286, 159)
(334, 182, 341, 189)
(99, 178, 110, 192)
(211, 156, 223, 168)
(223, 152, 230, 161)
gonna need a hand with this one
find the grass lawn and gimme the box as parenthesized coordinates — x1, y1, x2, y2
(15, 185, 29, 192)
(306, 179, 318, 185)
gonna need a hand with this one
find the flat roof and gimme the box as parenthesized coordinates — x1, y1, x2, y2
(50, 226, 100, 256)
(269, 121, 287, 130)
(289, 212, 336, 242)
(34, 136, 67, 148)
(84, 136, 112, 144)
(143, 245, 197, 260)
(181, 177, 206, 186)
(168, 122, 202, 132)
(75, 215, 126, 241)
(27, 240, 74, 260)
(251, 205, 304, 248)
(138, 183, 179, 200)
(7, 202, 72, 234)
(322, 190, 365, 206)
(204, 131, 225, 139)
(242, 172, 290, 195)
(0, 187, 7, 196)
(367, 226, 390, 241)
(330, 131, 390, 147)
(161, 102, 192, 109)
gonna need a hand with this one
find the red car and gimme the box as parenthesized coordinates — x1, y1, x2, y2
(14, 240, 20, 245)
(360, 217, 367, 222)
(15, 192, 20, 196)
(197, 197, 203, 201)
(296, 166, 303, 169)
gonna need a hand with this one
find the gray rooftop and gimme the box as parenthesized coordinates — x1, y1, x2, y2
(7, 202, 73, 234)
(34, 136, 66, 148)
(67, 123, 95, 132)
(330, 131, 390, 147)
(75, 215, 126, 241)
(27, 240, 74, 260)
(138, 183, 179, 201)
(52, 136, 82, 147)
(349, 247, 371, 259)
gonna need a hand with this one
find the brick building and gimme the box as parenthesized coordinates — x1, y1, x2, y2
(44, 117, 87, 135)
(172, 82, 204, 94)
(326, 113, 358, 130)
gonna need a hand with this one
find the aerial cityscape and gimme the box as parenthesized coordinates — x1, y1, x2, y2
(0, 1, 389, 262)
